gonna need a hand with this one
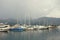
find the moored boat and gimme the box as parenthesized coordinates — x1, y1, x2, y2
(0, 23, 10, 32)
(48, 25, 57, 30)
(38, 26, 48, 30)
(9, 24, 26, 32)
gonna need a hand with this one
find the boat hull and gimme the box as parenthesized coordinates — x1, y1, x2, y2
(9, 28, 24, 32)
(0, 29, 8, 32)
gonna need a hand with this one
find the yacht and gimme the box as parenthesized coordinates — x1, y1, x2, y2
(33, 25, 38, 30)
(48, 25, 57, 30)
(0, 23, 10, 32)
(38, 26, 48, 30)
(26, 26, 34, 31)
(9, 24, 25, 32)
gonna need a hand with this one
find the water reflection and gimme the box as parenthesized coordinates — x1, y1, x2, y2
(0, 29, 60, 40)
(47, 29, 60, 40)
(0, 32, 8, 40)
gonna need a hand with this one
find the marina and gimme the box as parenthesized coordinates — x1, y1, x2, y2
(0, 23, 59, 32)
(0, 0, 60, 40)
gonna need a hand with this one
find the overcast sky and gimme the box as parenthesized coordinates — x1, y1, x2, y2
(0, 0, 60, 19)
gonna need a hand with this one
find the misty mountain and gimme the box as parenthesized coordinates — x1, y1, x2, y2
(32, 17, 60, 25)
(0, 17, 60, 26)
(19, 17, 60, 25)
(0, 18, 17, 26)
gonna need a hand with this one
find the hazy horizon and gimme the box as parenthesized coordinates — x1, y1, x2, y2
(0, 0, 60, 19)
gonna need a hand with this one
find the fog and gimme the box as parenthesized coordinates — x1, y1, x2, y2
(0, 0, 60, 19)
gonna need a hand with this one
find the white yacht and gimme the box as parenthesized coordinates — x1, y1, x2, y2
(33, 25, 38, 30)
(48, 25, 57, 30)
(38, 26, 48, 30)
(0, 23, 10, 32)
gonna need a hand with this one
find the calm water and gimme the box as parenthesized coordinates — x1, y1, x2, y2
(0, 29, 60, 40)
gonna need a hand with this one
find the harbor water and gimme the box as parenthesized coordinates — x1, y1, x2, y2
(0, 29, 60, 40)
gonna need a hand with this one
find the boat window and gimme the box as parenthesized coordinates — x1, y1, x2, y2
(5, 26, 8, 27)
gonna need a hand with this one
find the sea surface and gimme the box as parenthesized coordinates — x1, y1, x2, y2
(0, 29, 60, 40)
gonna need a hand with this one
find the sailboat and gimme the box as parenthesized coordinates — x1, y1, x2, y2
(26, 12, 34, 31)
(38, 8, 55, 30)
(9, 24, 25, 32)
(9, 1, 25, 32)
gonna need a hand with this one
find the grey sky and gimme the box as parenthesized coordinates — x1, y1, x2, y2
(0, 0, 60, 19)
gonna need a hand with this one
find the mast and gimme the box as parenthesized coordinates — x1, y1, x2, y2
(29, 11, 31, 26)
(15, 0, 19, 24)
(24, 13, 26, 25)
(16, 16, 19, 25)
(44, 8, 55, 26)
